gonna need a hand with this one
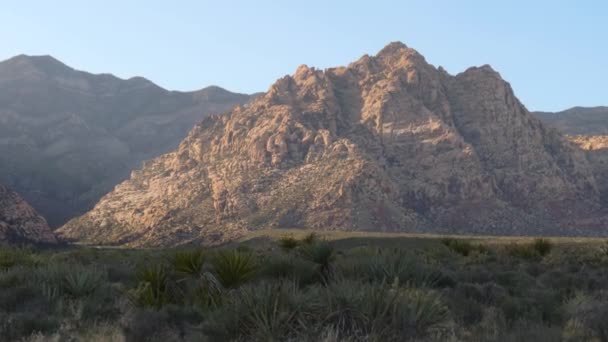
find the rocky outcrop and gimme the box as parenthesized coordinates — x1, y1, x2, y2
(0, 55, 254, 227)
(58, 42, 607, 247)
(535, 108, 608, 207)
(0, 184, 56, 245)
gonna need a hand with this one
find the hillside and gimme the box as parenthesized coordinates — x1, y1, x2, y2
(0, 184, 56, 245)
(0, 55, 254, 226)
(536, 107, 608, 135)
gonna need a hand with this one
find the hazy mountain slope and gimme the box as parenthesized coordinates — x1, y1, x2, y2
(58, 42, 606, 247)
(0, 55, 253, 226)
(535, 107, 608, 135)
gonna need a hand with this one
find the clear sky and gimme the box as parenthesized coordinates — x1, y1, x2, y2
(1, 1, 606, 111)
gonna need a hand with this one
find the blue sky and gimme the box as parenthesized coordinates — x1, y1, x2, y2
(1, 1, 606, 111)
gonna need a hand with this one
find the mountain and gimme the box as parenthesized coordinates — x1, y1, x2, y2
(58, 42, 607, 247)
(0, 184, 56, 245)
(535, 107, 608, 206)
(0, 55, 255, 227)
(535, 107, 608, 135)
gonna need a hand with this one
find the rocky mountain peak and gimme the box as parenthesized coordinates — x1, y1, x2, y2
(58, 42, 607, 247)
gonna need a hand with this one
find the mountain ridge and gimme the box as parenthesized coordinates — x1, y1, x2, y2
(0, 54, 255, 227)
(58, 42, 608, 247)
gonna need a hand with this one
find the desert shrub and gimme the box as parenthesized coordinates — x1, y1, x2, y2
(446, 290, 485, 325)
(259, 254, 318, 286)
(62, 267, 105, 298)
(319, 279, 452, 340)
(0, 248, 37, 269)
(190, 272, 224, 309)
(0, 312, 60, 341)
(298, 242, 335, 280)
(0, 285, 38, 312)
(505, 243, 539, 260)
(494, 322, 562, 342)
(78, 285, 122, 322)
(128, 264, 172, 308)
(203, 280, 317, 341)
(340, 248, 441, 287)
(106, 261, 136, 285)
(0, 266, 28, 288)
(169, 249, 207, 279)
(499, 288, 562, 327)
(121, 307, 173, 342)
(532, 238, 553, 257)
(302, 232, 319, 245)
(441, 238, 487, 257)
(564, 292, 608, 341)
(211, 249, 258, 289)
(277, 235, 300, 251)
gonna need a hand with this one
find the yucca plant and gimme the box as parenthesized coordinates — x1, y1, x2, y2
(365, 252, 440, 287)
(211, 250, 258, 289)
(211, 280, 317, 341)
(169, 249, 207, 279)
(128, 264, 171, 308)
(299, 242, 335, 280)
(62, 267, 105, 298)
(319, 278, 383, 336)
(393, 287, 452, 339)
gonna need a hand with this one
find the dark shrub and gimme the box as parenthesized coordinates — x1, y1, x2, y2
(532, 238, 553, 257)
(277, 235, 300, 251)
(441, 238, 487, 257)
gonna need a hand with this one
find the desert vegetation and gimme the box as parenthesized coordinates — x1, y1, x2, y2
(1, 235, 608, 341)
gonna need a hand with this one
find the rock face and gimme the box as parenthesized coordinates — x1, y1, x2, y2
(0, 184, 56, 245)
(58, 42, 606, 247)
(535, 107, 608, 206)
(0, 55, 254, 227)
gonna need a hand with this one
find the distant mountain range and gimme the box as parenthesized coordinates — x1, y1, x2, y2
(57, 42, 608, 247)
(0, 55, 255, 227)
(535, 107, 608, 135)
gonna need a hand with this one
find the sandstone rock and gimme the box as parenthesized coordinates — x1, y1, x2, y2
(58, 42, 607, 247)
(0, 184, 56, 245)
